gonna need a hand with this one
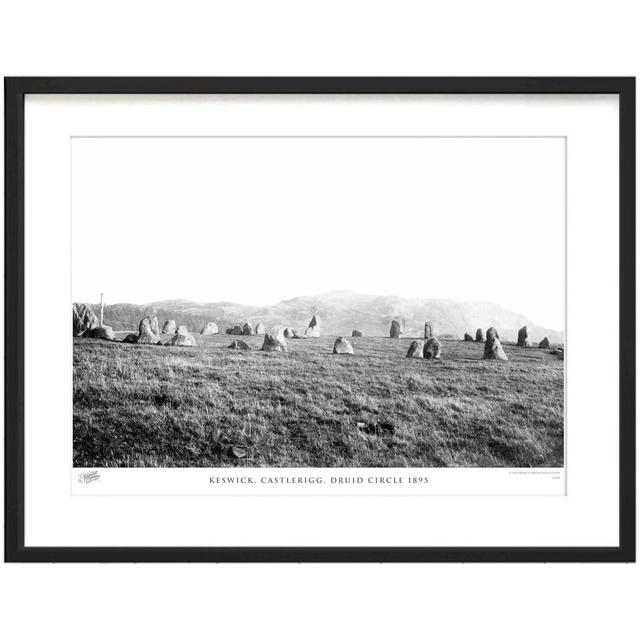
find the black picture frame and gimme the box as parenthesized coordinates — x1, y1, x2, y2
(4, 77, 636, 563)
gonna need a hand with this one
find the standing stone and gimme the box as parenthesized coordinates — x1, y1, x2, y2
(486, 327, 499, 341)
(165, 326, 196, 346)
(475, 328, 484, 342)
(162, 320, 177, 334)
(283, 327, 295, 338)
(538, 337, 550, 349)
(201, 322, 219, 335)
(352, 330, 365, 337)
(333, 337, 354, 354)
(517, 325, 532, 347)
(122, 333, 138, 344)
(225, 327, 234, 335)
(423, 337, 442, 359)
(232, 325, 243, 336)
(424, 321, 433, 339)
(241, 322, 254, 336)
(73, 302, 100, 336)
(406, 340, 424, 358)
(306, 315, 321, 337)
(138, 316, 160, 344)
(255, 322, 266, 335)
(83, 326, 116, 341)
(464, 333, 474, 342)
(261, 332, 288, 352)
(484, 333, 508, 360)
(389, 320, 402, 338)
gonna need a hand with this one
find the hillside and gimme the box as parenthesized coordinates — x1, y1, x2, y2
(93, 290, 563, 343)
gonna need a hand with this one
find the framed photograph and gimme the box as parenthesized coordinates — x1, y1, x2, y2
(5, 77, 635, 562)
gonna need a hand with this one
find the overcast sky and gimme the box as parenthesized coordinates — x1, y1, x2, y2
(72, 136, 565, 329)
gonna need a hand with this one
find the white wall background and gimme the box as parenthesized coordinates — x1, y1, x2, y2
(1, 2, 637, 639)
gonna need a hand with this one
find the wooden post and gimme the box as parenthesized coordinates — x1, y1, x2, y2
(100, 293, 104, 327)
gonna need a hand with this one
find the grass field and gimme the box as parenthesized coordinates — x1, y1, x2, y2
(73, 334, 564, 468)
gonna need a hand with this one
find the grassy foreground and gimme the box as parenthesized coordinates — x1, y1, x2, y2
(73, 334, 564, 468)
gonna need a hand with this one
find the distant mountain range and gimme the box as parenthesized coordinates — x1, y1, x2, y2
(95, 290, 563, 343)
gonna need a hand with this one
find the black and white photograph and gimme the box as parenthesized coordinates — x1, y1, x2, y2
(72, 135, 565, 470)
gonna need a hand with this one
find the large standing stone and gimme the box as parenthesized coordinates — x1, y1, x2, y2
(201, 322, 219, 335)
(261, 332, 288, 352)
(232, 325, 243, 336)
(333, 337, 354, 354)
(83, 326, 116, 341)
(352, 329, 365, 337)
(424, 321, 433, 339)
(517, 325, 532, 347)
(486, 327, 499, 341)
(165, 326, 196, 346)
(484, 334, 508, 360)
(306, 315, 321, 337)
(475, 328, 484, 342)
(241, 322, 254, 336)
(283, 327, 295, 338)
(389, 320, 402, 338)
(423, 337, 442, 359)
(255, 322, 266, 335)
(138, 316, 160, 344)
(406, 340, 424, 358)
(538, 337, 550, 349)
(73, 302, 99, 337)
(464, 333, 474, 342)
(162, 320, 177, 334)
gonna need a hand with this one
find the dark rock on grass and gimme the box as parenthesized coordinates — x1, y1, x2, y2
(406, 340, 424, 358)
(262, 332, 287, 352)
(333, 337, 354, 354)
(352, 329, 365, 337)
(138, 316, 160, 344)
(464, 333, 474, 342)
(284, 327, 295, 338)
(538, 337, 550, 349)
(225, 327, 234, 335)
(358, 421, 395, 436)
(423, 337, 442, 359)
(550, 348, 564, 360)
(517, 325, 532, 347)
(228, 340, 251, 350)
(475, 328, 484, 342)
(162, 319, 176, 334)
(82, 326, 116, 341)
(122, 333, 139, 344)
(389, 319, 402, 338)
(484, 334, 508, 360)
(73, 302, 100, 337)
(241, 322, 254, 336)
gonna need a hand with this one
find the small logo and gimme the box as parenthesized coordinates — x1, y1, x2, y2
(78, 470, 101, 484)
